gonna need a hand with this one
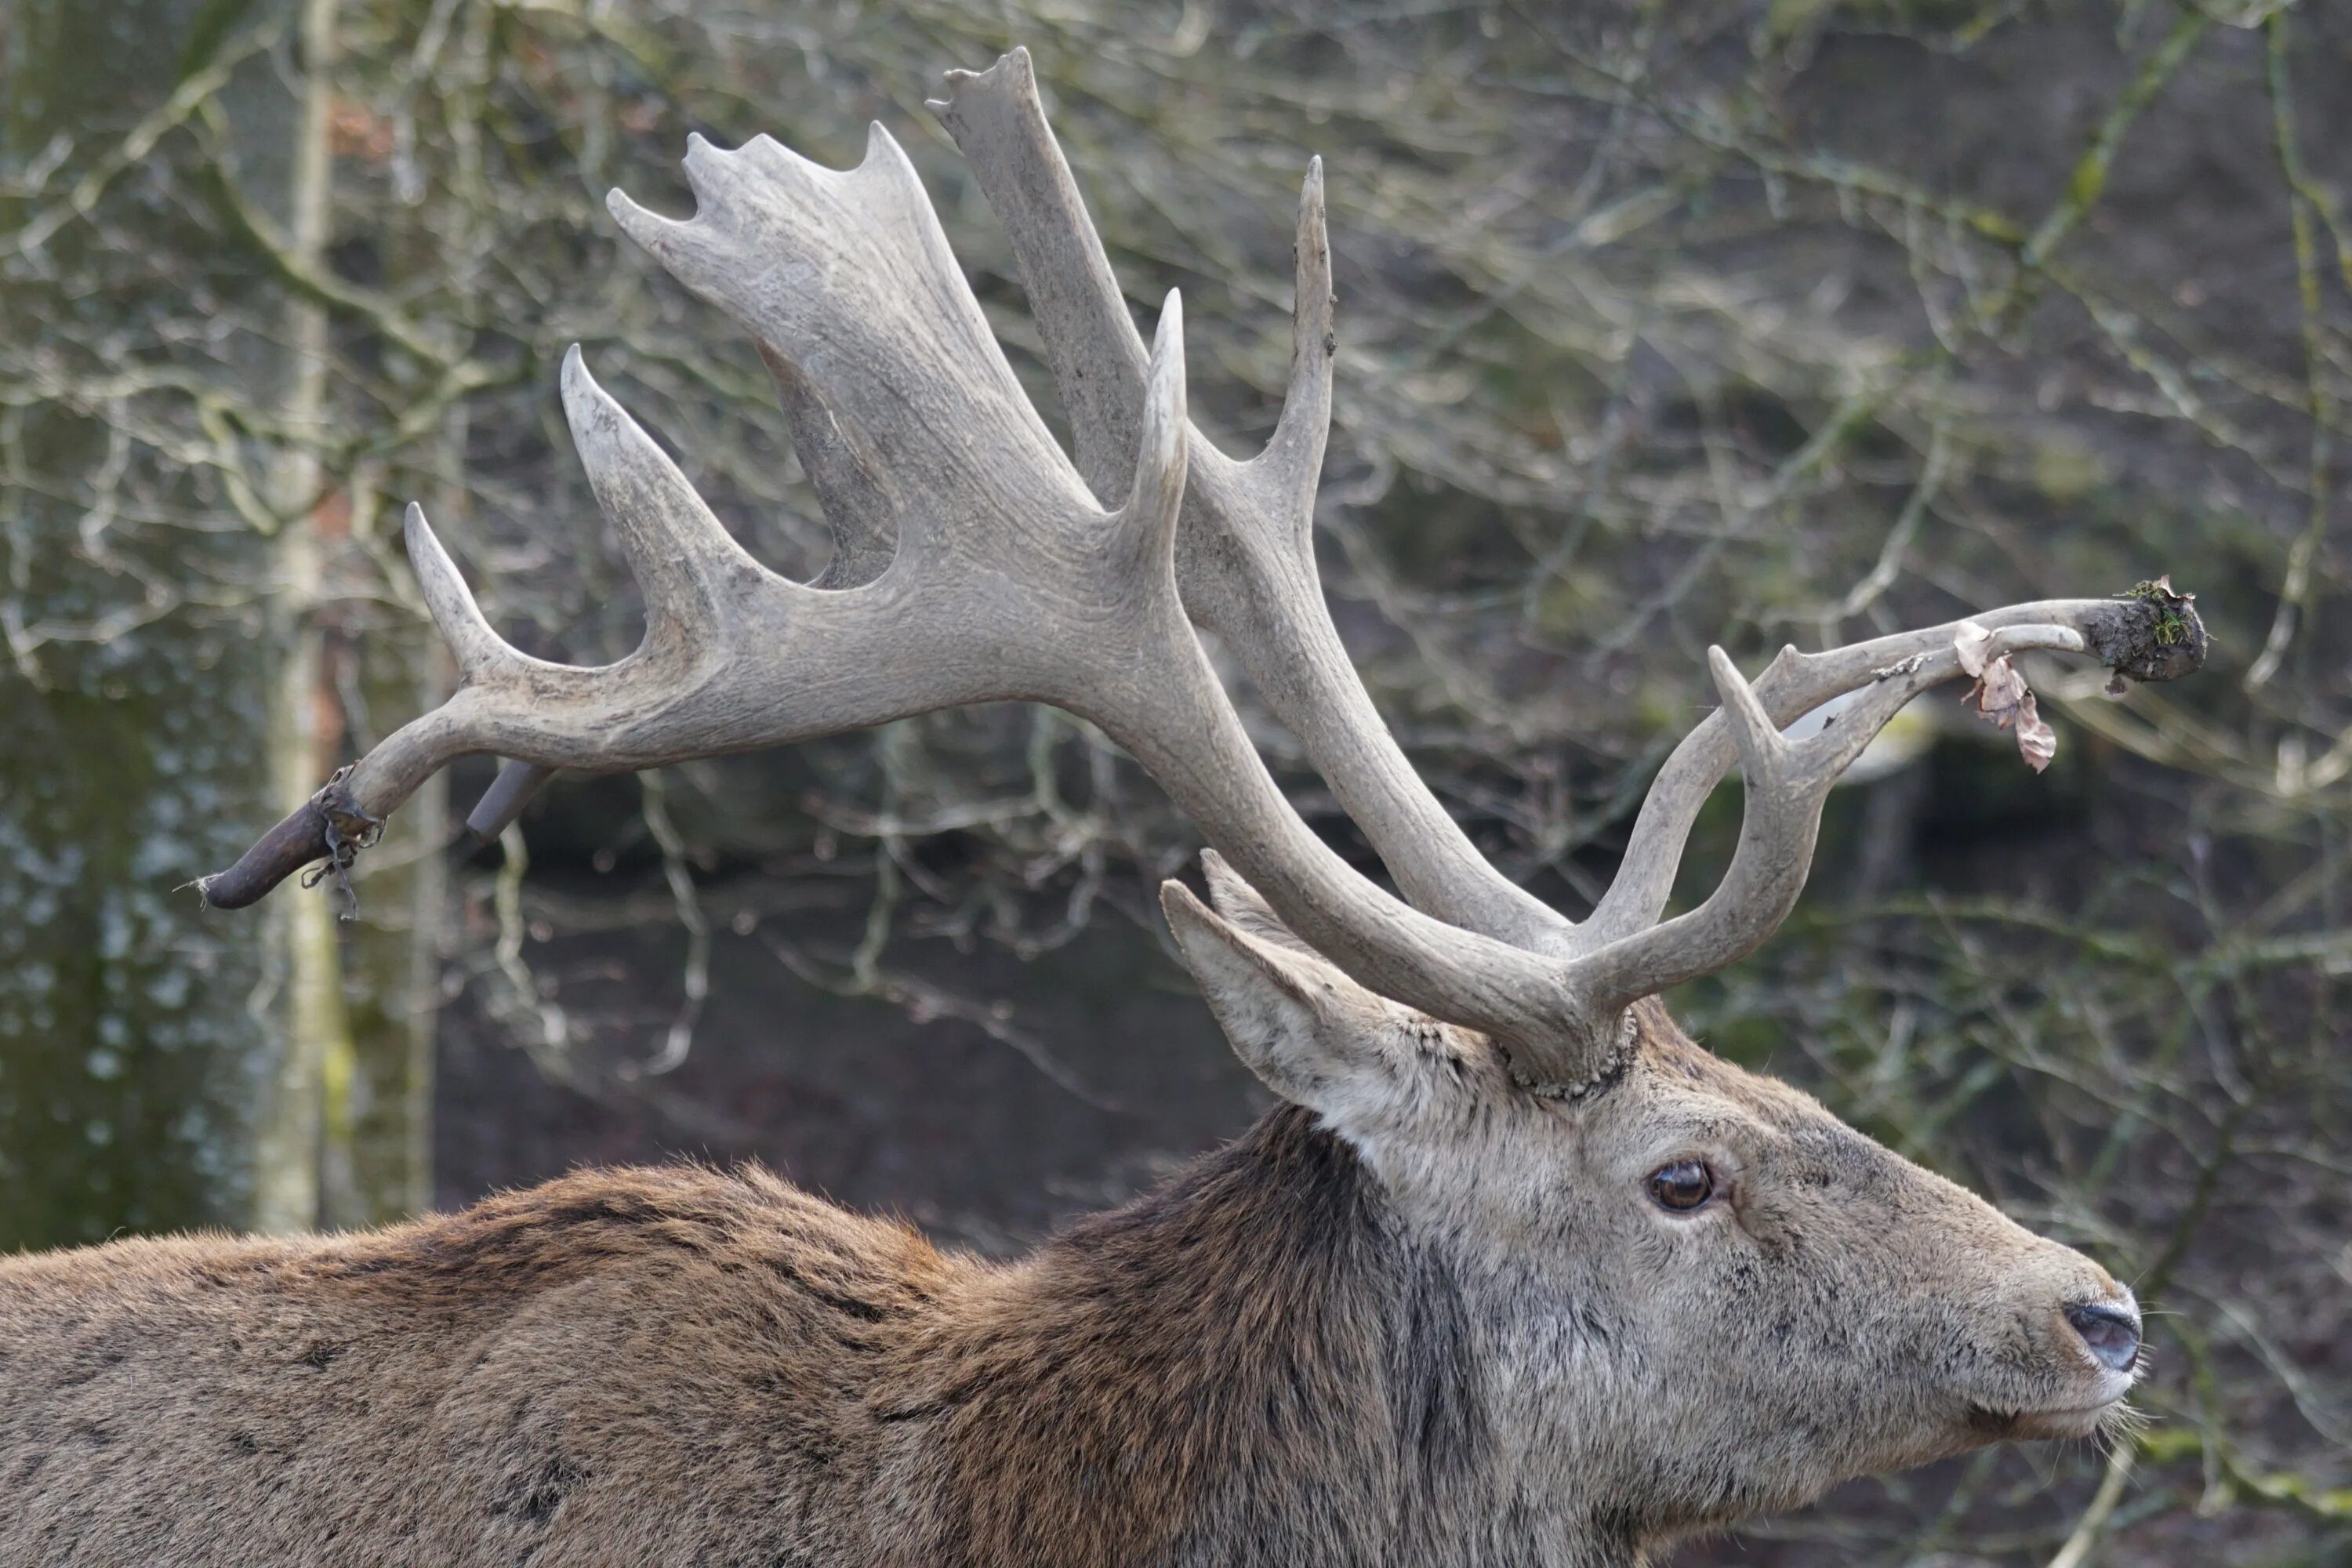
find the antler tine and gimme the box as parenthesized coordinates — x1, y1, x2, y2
(1552, 646, 1926, 1018)
(457, 350, 780, 836)
(1250, 154, 1334, 517)
(927, 48, 1146, 502)
(467, 760, 555, 839)
(562, 345, 770, 641)
(408, 502, 545, 843)
(201, 355, 799, 906)
(1705, 646, 1797, 781)
(405, 501, 521, 684)
(1574, 608, 2141, 958)
(1124, 292, 1190, 572)
(462, 347, 765, 834)
(931, 48, 1566, 949)
(1537, 612, 2161, 1032)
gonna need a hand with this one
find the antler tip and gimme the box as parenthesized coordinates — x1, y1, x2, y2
(605, 186, 680, 253)
(401, 501, 455, 582)
(1296, 168, 1328, 249)
(1143, 291, 1188, 435)
(558, 345, 637, 460)
(558, 342, 607, 422)
(680, 132, 745, 206)
(467, 760, 557, 840)
(934, 45, 1037, 129)
(1707, 646, 1788, 775)
(402, 501, 501, 675)
(194, 797, 340, 911)
(1114, 290, 1189, 556)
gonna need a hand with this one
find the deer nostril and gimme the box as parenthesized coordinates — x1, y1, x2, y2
(2063, 1302, 2141, 1373)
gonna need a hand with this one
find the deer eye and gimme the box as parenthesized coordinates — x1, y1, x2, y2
(1647, 1160, 1715, 1212)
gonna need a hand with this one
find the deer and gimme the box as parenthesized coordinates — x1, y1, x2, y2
(1, 47, 2204, 1568)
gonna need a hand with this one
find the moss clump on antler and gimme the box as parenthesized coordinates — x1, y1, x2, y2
(2122, 576, 2198, 645)
(2089, 576, 2207, 684)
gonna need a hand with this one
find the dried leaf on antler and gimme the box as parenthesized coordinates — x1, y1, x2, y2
(1954, 620, 2058, 773)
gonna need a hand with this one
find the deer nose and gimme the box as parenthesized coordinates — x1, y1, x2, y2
(2063, 1301, 2141, 1372)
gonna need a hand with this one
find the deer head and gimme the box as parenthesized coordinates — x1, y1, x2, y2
(1171, 861, 2144, 1538)
(194, 47, 2195, 1542)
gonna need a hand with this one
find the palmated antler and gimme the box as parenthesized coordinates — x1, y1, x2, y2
(198, 60, 2208, 1094)
(931, 50, 1565, 949)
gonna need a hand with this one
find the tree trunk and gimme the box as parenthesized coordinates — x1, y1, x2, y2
(243, 0, 354, 1237)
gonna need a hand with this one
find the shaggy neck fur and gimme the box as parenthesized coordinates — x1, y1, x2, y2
(1, 1109, 1646, 1568)
(884, 1106, 1638, 1568)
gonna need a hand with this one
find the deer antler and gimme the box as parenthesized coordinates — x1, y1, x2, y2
(931, 49, 1566, 949)
(198, 65, 2208, 1095)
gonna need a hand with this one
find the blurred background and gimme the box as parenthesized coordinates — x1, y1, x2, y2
(3, 0, 2347, 1561)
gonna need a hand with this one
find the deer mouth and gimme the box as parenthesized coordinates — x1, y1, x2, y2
(1965, 1393, 2131, 1442)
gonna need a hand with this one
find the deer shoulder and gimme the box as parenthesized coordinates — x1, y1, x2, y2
(1, 1165, 955, 1563)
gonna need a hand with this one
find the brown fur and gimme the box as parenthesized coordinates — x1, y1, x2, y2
(2, 1164, 949, 1564)
(2, 930, 2139, 1567)
(2, 1116, 1487, 1567)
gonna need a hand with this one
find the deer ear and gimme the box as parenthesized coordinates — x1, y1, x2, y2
(1198, 848, 1321, 958)
(1161, 879, 1412, 1116)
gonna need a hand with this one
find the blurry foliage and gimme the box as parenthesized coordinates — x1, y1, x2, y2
(5, 0, 2351, 1561)
(0, 0, 293, 1243)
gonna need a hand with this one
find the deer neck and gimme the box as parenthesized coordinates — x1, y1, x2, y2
(890, 1106, 1642, 1568)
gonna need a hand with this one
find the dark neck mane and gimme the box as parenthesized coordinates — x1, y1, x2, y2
(895, 1107, 1513, 1567)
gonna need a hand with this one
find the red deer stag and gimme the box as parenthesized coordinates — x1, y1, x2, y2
(3, 48, 2201, 1568)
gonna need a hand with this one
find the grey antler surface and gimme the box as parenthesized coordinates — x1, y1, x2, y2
(197, 58, 2209, 1093)
(931, 48, 1568, 948)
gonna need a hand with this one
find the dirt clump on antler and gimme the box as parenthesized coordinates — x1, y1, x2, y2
(2088, 577, 2208, 686)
